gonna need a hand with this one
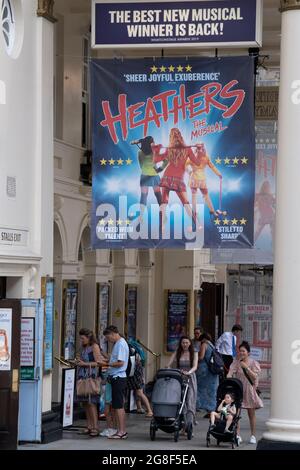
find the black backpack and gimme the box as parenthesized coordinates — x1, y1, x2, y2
(125, 342, 137, 377)
(206, 344, 224, 375)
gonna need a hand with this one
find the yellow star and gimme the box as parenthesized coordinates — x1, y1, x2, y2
(240, 218, 247, 225)
(241, 157, 248, 164)
(215, 158, 222, 165)
(231, 218, 238, 225)
(223, 218, 229, 225)
(100, 219, 106, 226)
(117, 159, 124, 165)
(125, 220, 130, 225)
(109, 159, 115, 165)
(177, 65, 184, 72)
(126, 158, 133, 165)
(151, 65, 158, 73)
(224, 158, 231, 165)
(185, 65, 192, 72)
(100, 159, 107, 166)
(232, 158, 239, 165)
(169, 65, 175, 72)
(160, 65, 167, 72)
(214, 218, 221, 225)
(108, 219, 114, 226)
(117, 219, 123, 225)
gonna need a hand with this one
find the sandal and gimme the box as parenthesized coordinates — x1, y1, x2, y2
(145, 412, 153, 418)
(77, 428, 91, 435)
(108, 432, 128, 440)
(89, 429, 99, 437)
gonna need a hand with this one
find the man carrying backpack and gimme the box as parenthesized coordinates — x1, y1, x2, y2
(103, 325, 129, 439)
(215, 324, 243, 377)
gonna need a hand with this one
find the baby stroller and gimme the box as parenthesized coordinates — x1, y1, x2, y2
(206, 378, 243, 449)
(150, 368, 193, 442)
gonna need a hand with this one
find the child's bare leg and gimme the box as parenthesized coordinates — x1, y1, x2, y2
(225, 414, 233, 431)
(210, 412, 220, 425)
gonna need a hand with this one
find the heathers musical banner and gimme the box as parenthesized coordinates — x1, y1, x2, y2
(91, 57, 255, 250)
(92, 0, 262, 48)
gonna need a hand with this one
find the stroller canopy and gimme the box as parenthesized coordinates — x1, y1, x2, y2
(217, 378, 243, 405)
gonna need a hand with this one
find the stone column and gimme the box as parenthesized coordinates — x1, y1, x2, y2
(258, 0, 300, 450)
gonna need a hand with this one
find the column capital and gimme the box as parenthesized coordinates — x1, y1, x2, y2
(280, 0, 300, 12)
(37, 0, 57, 23)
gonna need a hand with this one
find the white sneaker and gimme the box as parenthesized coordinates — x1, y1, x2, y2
(237, 435, 243, 445)
(100, 428, 117, 437)
(107, 428, 118, 437)
(249, 435, 257, 444)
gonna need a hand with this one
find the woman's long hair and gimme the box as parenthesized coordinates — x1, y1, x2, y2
(176, 336, 194, 368)
(140, 136, 154, 155)
(79, 328, 98, 346)
(168, 128, 188, 166)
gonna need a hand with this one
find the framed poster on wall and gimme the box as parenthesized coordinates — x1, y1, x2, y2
(41, 277, 54, 373)
(96, 283, 111, 353)
(125, 285, 137, 340)
(62, 281, 79, 360)
(165, 290, 190, 353)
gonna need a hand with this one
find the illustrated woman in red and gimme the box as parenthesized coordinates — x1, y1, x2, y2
(254, 180, 275, 243)
(186, 143, 222, 218)
(152, 128, 203, 231)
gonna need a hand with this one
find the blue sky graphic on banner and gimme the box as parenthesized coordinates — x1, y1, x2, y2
(91, 57, 255, 249)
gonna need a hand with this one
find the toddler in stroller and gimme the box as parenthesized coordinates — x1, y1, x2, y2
(210, 393, 236, 433)
(206, 378, 243, 449)
(150, 368, 193, 442)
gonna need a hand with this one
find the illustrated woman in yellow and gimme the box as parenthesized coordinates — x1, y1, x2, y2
(186, 143, 222, 218)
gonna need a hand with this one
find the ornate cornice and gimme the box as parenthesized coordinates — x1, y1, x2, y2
(280, 0, 300, 12)
(37, 0, 57, 23)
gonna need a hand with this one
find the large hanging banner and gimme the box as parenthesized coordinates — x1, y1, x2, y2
(91, 57, 255, 249)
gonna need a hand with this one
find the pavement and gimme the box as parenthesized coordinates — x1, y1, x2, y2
(19, 399, 270, 451)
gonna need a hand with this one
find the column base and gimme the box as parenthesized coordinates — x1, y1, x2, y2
(257, 438, 300, 450)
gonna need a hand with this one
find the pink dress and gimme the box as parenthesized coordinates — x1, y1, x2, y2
(228, 359, 263, 409)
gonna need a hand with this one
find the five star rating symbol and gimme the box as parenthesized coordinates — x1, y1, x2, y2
(150, 64, 193, 74)
(214, 217, 247, 226)
(99, 158, 133, 167)
(99, 219, 131, 227)
(215, 157, 249, 166)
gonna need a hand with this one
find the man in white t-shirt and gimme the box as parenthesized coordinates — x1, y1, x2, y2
(103, 325, 129, 440)
(215, 324, 243, 376)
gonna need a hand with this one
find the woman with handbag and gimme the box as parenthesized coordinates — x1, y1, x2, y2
(75, 328, 108, 437)
(227, 340, 263, 445)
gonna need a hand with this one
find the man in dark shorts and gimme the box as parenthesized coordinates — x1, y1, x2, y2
(104, 325, 129, 439)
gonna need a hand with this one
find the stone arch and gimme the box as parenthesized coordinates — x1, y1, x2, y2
(53, 217, 67, 264)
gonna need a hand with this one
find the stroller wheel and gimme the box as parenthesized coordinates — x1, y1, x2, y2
(206, 438, 210, 448)
(150, 424, 156, 441)
(187, 423, 193, 440)
(174, 429, 180, 442)
(217, 440, 220, 446)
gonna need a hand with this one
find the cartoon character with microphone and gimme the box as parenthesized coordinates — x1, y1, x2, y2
(131, 136, 167, 221)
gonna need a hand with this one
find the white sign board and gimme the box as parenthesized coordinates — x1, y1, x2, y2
(62, 368, 76, 427)
(0, 227, 29, 246)
(251, 347, 263, 361)
(0, 309, 12, 371)
(21, 318, 35, 367)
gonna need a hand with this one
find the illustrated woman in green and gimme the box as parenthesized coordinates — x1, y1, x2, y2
(137, 136, 165, 219)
